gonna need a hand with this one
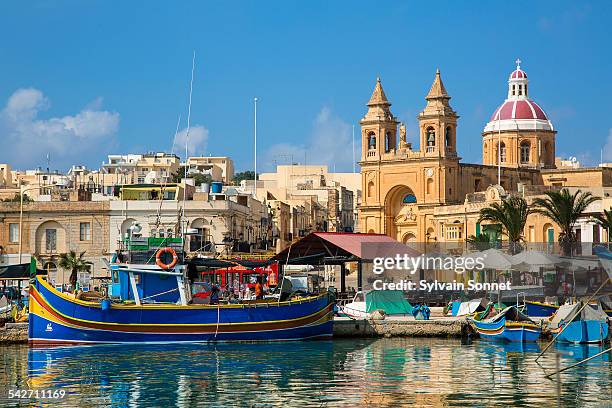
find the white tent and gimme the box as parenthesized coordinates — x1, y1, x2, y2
(480, 248, 514, 270)
(511, 250, 564, 272)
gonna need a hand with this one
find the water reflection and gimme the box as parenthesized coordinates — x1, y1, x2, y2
(0, 339, 609, 407)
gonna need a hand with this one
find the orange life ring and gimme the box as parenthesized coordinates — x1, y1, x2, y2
(156, 247, 178, 269)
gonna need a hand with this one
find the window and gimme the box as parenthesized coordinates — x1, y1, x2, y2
(446, 224, 463, 240)
(402, 194, 417, 204)
(385, 132, 392, 152)
(512, 85, 516, 96)
(520, 142, 530, 163)
(518, 85, 523, 96)
(45, 229, 57, 252)
(80, 222, 91, 241)
(499, 142, 506, 163)
(445, 126, 451, 147)
(9, 223, 19, 243)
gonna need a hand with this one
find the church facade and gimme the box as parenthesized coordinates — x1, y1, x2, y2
(359, 61, 612, 245)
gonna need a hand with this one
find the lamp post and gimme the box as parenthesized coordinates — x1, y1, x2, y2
(18, 185, 40, 265)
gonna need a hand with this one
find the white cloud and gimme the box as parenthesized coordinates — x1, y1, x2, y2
(173, 125, 209, 157)
(264, 107, 354, 172)
(0, 88, 119, 169)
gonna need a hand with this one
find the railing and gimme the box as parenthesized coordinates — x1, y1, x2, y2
(426, 146, 435, 153)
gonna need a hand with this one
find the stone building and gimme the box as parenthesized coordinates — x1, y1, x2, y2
(359, 61, 612, 244)
(0, 200, 110, 286)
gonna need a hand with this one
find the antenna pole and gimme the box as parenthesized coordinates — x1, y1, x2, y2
(497, 112, 501, 185)
(352, 125, 356, 173)
(254, 97, 258, 197)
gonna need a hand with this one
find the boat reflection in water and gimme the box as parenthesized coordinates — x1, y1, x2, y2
(14, 338, 611, 407)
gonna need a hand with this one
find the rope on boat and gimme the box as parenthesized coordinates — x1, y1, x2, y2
(140, 287, 178, 301)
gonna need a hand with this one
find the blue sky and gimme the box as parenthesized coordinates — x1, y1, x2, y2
(0, 1, 610, 172)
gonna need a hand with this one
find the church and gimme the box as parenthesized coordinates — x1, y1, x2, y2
(359, 61, 612, 244)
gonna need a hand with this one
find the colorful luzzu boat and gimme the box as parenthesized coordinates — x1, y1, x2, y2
(28, 260, 334, 345)
(470, 306, 541, 342)
(524, 300, 559, 317)
(549, 302, 609, 344)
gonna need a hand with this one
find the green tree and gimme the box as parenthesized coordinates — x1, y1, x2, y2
(594, 208, 612, 241)
(466, 232, 493, 251)
(532, 189, 599, 253)
(171, 167, 212, 185)
(58, 250, 92, 289)
(232, 171, 256, 185)
(2, 193, 32, 203)
(478, 196, 531, 254)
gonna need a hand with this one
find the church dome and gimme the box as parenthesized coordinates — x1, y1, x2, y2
(509, 68, 527, 80)
(484, 59, 554, 133)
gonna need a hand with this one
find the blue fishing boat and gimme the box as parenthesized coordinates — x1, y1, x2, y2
(470, 306, 541, 342)
(549, 302, 609, 344)
(28, 238, 335, 345)
(524, 300, 559, 317)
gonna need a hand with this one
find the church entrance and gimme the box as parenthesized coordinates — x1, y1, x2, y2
(384, 185, 418, 241)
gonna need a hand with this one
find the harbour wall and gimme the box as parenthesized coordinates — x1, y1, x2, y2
(333, 317, 470, 338)
(0, 323, 28, 344)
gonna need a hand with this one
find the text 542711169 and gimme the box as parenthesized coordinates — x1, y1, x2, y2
(8, 389, 66, 399)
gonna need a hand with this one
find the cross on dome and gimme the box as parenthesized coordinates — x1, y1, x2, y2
(515, 58, 522, 70)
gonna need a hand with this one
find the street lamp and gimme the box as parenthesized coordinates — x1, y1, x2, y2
(18, 185, 40, 265)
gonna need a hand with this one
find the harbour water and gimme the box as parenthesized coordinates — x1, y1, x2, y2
(1, 338, 610, 407)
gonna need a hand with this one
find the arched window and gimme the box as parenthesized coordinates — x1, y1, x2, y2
(518, 84, 523, 96)
(402, 194, 417, 204)
(445, 126, 452, 148)
(368, 132, 376, 150)
(520, 141, 530, 163)
(426, 127, 436, 147)
(499, 142, 506, 163)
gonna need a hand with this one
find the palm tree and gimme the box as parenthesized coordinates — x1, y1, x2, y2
(466, 232, 493, 251)
(58, 250, 92, 290)
(594, 208, 612, 242)
(478, 196, 531, 254)
(532, 189, 600, 254)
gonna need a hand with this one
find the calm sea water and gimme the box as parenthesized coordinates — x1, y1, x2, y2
(0, 338, 610, 407)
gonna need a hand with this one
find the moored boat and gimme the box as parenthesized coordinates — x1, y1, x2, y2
(549, 302, 609, 344)
(28, 237, 335, 345)
(524, 300, 559, 317)
(470, 306, 541, 342)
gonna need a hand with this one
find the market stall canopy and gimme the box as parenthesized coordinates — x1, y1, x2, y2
(480, 248, 514, 270)
(187, 258, 273, 271)
(0, 263, 39, 280)
(511, 250, 565, 272)
(272, 232, 420, 265)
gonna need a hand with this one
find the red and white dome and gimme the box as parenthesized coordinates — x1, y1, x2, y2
(489, 99, 548, 121)
(484, 59, 554, 133)
(509, 69, 527, 80)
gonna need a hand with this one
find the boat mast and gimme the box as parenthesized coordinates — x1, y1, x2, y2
(181, 51, 196, 244)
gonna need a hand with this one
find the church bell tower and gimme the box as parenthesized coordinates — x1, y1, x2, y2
(360, 77, 399, 161)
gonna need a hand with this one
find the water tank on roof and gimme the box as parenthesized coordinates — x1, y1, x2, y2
(211, 182, 222, 194)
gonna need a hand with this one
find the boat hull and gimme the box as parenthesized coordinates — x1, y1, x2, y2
(472, 318, 541, 342)
(555, 320, 609, 344)
(29, 277, 334, 345)
(524, 301, 558, 317)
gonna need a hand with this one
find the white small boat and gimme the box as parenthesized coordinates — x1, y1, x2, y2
(339, 290, 413, 319)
